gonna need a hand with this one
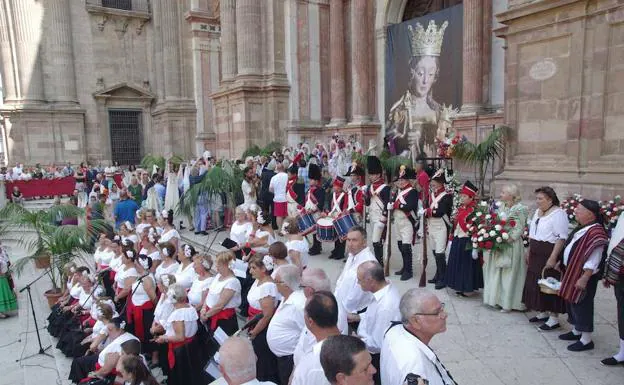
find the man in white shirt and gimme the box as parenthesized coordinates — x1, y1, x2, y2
(267, 265, 306, 385)
(218, 336, 276, 385)
(350, 261, 401, 385)
(334, 226, 375, 321)
(319, 335, 376, 385)
(269, 162, 289, 230)
(293, 268, 348, 367)
(380, 289, 456, 385)
(12, 163, 22, 177)
(291, 291, 341, 385)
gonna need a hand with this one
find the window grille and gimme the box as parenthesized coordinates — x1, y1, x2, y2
(108, 110, 142, 166)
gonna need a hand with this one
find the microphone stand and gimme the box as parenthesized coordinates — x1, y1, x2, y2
(204, 226, 225, 255)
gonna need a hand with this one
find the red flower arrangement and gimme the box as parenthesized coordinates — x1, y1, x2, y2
(436, 133, 466, 158)
(467, 201, 517, 253)
(560, 194, 582, 226)
(599, 195, 623, 229)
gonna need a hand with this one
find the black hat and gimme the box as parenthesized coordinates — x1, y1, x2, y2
(288, 164, 298, 175)
(579, 199, 604, 224)
(308, 163, 322, 181)
(431, 169, 446, 184)
(345, 163, 365, 177)
(367, 156, 383, 175)
(394, 165, 417, 181)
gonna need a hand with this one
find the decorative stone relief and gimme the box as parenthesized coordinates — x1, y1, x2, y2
(97, 15, 109, 31)
(115, 18, 129, 38)
(136, 19, 149, 35)
(529, 58, 557, 81)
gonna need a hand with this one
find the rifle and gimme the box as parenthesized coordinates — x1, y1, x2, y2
(384, 188, 397, 277)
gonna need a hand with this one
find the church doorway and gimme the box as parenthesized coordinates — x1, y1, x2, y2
(108, 109, 142, 166)
(402, 0, 463, 21)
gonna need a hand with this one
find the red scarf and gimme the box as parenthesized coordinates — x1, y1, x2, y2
(126, 296, 155, 341)
(168, 337, 194, 369)
(203, 306, 236, 331)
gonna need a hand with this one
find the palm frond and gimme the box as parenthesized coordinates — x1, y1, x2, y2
(140, 154, 166, 172)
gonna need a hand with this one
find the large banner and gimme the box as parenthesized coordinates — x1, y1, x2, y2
(385, 4, 463, 157)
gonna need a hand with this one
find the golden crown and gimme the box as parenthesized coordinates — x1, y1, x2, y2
(408, 20, 448, 57)
(439, 104, 459, 122)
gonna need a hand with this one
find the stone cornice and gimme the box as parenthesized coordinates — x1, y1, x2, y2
(0, 105, 86, 115)
(496, 0, 581, 24)
(184, 10, 219, 25)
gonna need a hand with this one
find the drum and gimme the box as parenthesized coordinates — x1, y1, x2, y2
(316, 217, 336, 242)
(297, 213, 316, 235)
(334, 213, 357, 240)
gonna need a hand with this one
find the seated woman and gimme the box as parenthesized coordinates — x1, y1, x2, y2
(127, 255, 157, 356)
(246, 255, 279, 382)
(175, 244, 198, 290)
(154, 284, 200, 385)
(284, 218, 309, 269)
(154, 242, 179, 284)
(200, 251, 241, 335)
(47, 262, 79, 332)
(246, 209, 276, 258)
(188, 254, 215, 312)
(116, 355, 159, 385)
(68, 317, 139, 384)
(82, 300, 117, 358)
(48, 266, 91, 338)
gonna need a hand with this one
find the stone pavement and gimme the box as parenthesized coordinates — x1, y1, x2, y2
(1, 225, 621, 385)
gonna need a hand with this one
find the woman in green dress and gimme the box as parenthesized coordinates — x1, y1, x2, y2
(0, 243, 17, 317)
(483, 184, 529, 312)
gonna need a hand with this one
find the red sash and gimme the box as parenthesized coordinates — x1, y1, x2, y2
(126, 297, 155, 341)
(205, 306, 236, 331)
(247, 306, 262, 320)
(167, 336, 194, 369)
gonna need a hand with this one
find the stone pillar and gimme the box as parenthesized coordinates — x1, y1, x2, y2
(0, 0, 45, 104)
(329, 0, 346, 125)
(461, 0, 483, 113)
(160, 0, 181, 98)
(221, 0, 237, 80)
(43, 0, 77, 104)
(236, 0, 262, 75)
(351, 0, 369, 123)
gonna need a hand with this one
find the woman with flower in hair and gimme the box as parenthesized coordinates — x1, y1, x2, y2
(113, 247, 139, 312)
(175, 244, 198, 290)
(188, 254, 215, 312)
(246, 254, 279, 382)
(283, 218, 309, 269)
(200, 251, 241, 335)
(246, 209, 276, 257)
(127, 254, 157, 355)
(119, 221, 139, 249)
(154, 241, 179, 284)
(150, 274, 177, 371)
(159, 209, 180, 250)
(138, 227, 162, 270)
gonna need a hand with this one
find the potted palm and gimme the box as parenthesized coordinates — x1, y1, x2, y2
(0, 203, 109, 307)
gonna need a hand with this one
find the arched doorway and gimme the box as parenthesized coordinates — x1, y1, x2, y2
(402, 0, 463, 21)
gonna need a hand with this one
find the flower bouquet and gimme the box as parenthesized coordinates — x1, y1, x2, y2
(468, 201, 517, 254)
(436, 133, 466, 158)
(560, 194, 582, 226)
(599, 195, 623, 230)
(521, 225, 530, 248)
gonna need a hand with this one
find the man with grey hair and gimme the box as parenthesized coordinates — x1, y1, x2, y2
(267, 265, 306, 385)
(293, 268, 349, 366)
(380, 289, 456, 385)
(219, 336, 276, 384)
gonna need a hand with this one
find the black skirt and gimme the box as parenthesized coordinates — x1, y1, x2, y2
(68, 354, 98, 383)
(522, 240, 566, 313)
(445, 237, 483, 293)
(252, 326, 279, 383)
(168, 337, 211, 385)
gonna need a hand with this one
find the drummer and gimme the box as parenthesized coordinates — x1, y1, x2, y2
(345, 162, 366, 224)
(363, 156, 391, 266)
(327, 176, 350, 260)
(305, 163, 325, 256)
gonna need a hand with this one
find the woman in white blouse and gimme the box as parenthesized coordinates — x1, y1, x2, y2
(154, 284, 199, 385)
(175, 244, 198, 290)
(522, 186, 569, 331)
(113, 249, 139, 310)
(158, 209, 180, 250)
(284, 219, 309, 269)
(93, 234, 111, 271)
(119, 222, 139, 250)
(139, 227, 162, 270)
(228, 206, 253, 259)
(246, 255, 279, 382)
(127, 255, 157, 352)
(149, 274, 177, 370)
(154, 242, 179, 283)
(200, 251, 241, 335)
(247, 209, 276, 258)
(188, 254, 215, 311)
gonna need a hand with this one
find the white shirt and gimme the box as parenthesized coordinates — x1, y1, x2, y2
(204, 274, 242, 309)
(160, 228, 180, 243)
(239, 380, 277, 385)
(115, 266, 138, 289)
(247, 280, 278, 311)
(269, 172, 288, 202)
(293, 300, 348, 366)
(334, 247, 376, 313)
(155, 260, 180, 283)
(562, 223, 605, 274)
(252, 229, 276, 255)
(242, 179, 255, 207)
(109, 254, 123, 272)
(98, 333, 139, 366)
(154, 294, 175, 325)
(98, 250, 115, 267)
(357, 282, 402, 354)
(529, 208, 569, 243)
(165, 306, 198, 338)
(188, 276, 214, 307)
(286, 239, 309, 268)
(291, 340, 330, 385)
(230, 221, 253, 247)
(121, 234, 139, 245)
(131, 274, 155, 306)
(381, 325, 457, 385)
(175, 262, 197, 290)
(267, 290, 306, 357)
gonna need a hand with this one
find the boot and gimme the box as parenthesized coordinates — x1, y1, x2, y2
(373, 242, 384, 266)
(400, 244, 413, 281)
(395, 241, 404, 275)
(309, 236, 322, 256)
(434, 252, 447, 289)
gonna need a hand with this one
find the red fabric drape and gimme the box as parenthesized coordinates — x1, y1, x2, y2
(5, 177, 76, 199)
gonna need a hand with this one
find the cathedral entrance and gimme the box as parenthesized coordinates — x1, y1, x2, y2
(109, 109, 142, 166)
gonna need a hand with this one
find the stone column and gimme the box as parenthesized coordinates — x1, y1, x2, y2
(236, 0, 262, 75)
(461, 0, 483, 113)
(160, 0, 181, 98)
(0, 0, 45, 104)
(329, 0, 346, 125)
(220, 0, 237, 80)
(351, 0, 369, 123)
(43, 0, 77, 104)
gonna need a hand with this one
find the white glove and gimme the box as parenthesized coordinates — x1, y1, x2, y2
(446, 240, 452, 252)
(387, 203, 393, 210)
(472, 249, 479, 260)
(417, 208, 425, 216)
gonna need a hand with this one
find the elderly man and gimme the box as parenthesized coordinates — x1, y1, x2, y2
(294, 268, 348, 367)
(267, 265, 306, 385)
(219, 336, 276, 385)
(381, 289, 456, 385)
(351, 261, 401, 385)
(334, 226, 375, 319)
(320, 335, 376, 385)
(290, 291, 341, 385)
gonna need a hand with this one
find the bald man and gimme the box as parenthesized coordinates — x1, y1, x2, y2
(219, 336, 277, 385)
